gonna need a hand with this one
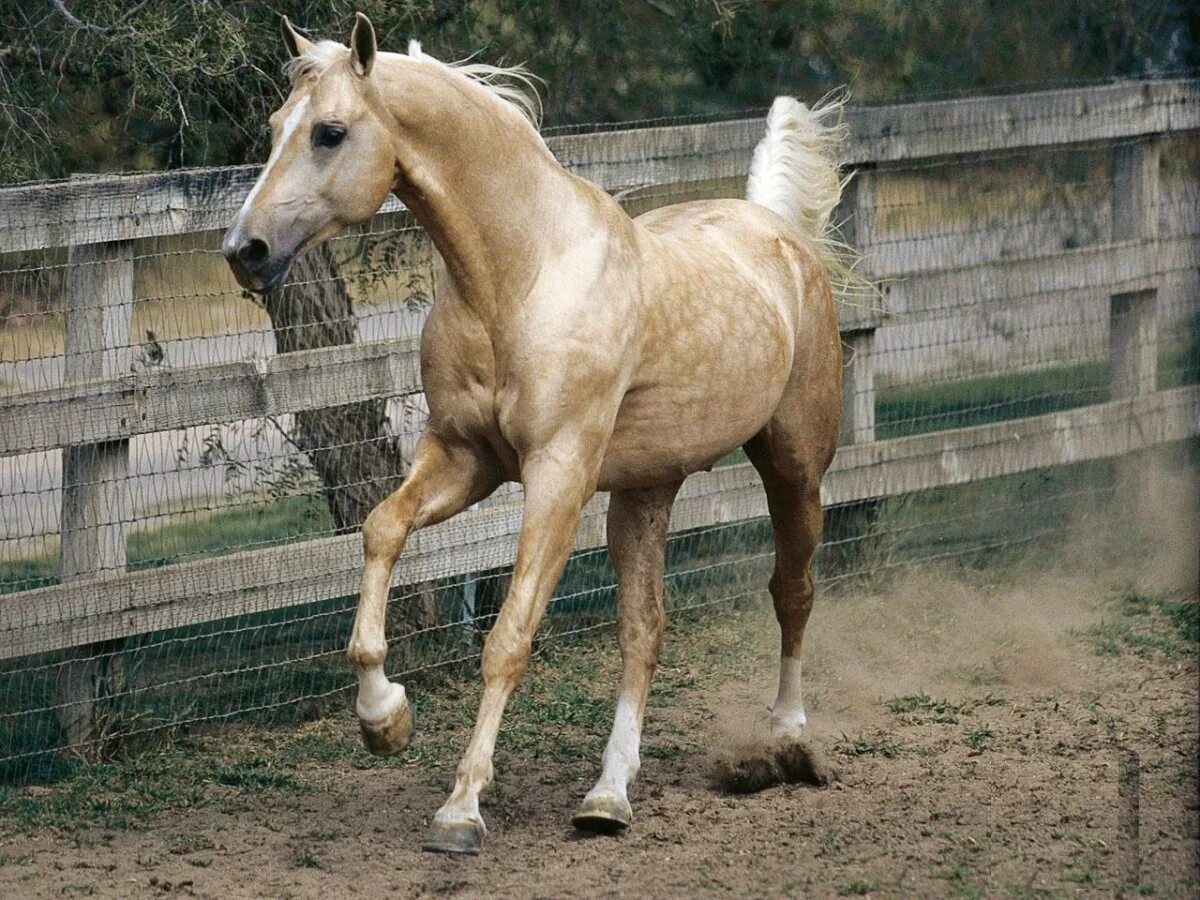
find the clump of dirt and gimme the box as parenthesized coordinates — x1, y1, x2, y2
(709, 737, 837, 794)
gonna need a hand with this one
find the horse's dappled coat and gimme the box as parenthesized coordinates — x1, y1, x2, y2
(223, 12, 847, 855)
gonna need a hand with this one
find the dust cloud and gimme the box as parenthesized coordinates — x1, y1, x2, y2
(706, 445, 1198, 789)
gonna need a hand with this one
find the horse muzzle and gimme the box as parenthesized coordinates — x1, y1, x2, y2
(222, 232, 294, 294)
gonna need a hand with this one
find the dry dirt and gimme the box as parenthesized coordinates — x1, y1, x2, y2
(0, 473, 1197, 898)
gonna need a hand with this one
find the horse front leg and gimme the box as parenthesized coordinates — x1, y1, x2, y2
(350, 431, 498, 756)
(423, 439, 600, 855)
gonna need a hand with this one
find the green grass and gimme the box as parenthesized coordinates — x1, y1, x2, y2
(1, 495, 332, 595)
(0, 602, 745, 832)
(835, 733, 906, 758)
(876, 343, 1197, 441)
(885, 692, 1006, 725)
(1082, 591, 1200, 661)
(292, 847, 325, 870)
(876, 360, 1109, 440)
(964, 728, 995, 751)
(0, 352, 1194, 789)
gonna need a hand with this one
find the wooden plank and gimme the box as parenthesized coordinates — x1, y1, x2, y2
(552, 118, 763, 197)
(1111, 290, 1159, 400)
(10, 234, 1194, 456)
(883, 235, 1199, 314)
(1109, 140, 1161, 401)
(846, 78, 1199, 165)
(1112, 139, 1160, 243)
(1, 336, 422, 456)
(1, 79, 1195, 253)
(3, 384, 1196, 661)
(57, 237, 133, 751)
(823, 384, 1199, 503)
(840, 330, 876, 445)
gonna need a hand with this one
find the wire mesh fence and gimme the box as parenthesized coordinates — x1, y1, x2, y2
(1, 76, 1197, 784)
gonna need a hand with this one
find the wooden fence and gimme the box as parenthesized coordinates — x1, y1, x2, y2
(1, 78, 1199, 750)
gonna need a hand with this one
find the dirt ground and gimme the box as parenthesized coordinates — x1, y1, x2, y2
(1, 471, 1197, 899)
(1, 561, 1196, 899)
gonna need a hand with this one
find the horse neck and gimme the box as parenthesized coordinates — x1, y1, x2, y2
(381, 69, 587, 317)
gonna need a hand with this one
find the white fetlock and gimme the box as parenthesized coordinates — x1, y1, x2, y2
(356, 677, 413, 756)
(356, 675, 406, 724)
(771, 656, 807, 740)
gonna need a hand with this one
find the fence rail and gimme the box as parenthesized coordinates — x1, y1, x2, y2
(2, 76, 1198, 766)
(2, 78, 1196, 255)
(4, 234, 1197, 457)
(4, 383, 1197, 663)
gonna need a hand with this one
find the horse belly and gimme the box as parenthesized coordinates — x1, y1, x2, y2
(597, 323, 792, 491)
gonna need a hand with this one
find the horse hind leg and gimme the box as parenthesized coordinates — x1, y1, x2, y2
(745, 432, 830, 741)
(573, 480, 681, 834)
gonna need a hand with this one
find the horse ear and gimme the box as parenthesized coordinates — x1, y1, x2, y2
(349, 12, 377, 77)
(281, 16, 313, 59)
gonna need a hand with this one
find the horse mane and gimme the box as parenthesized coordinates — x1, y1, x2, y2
(285, 39, 542, 127)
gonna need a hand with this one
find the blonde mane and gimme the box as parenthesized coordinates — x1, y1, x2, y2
(285, 39, 542, 127)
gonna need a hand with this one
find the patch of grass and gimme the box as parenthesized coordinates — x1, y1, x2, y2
(306, 825, 342, 843)
(886, 692, 1006, 725)
(211, 758, 304, 792)
(1162, 598, 1200, 644)
(1083, 590, 1198, 660)
(876, 362, 1108, 441)
(1, 495, 333, 596)
(931, 862, 979, 883)
(836, 733, 905, 759)
(839, 878, 882, 896)
(1063, 867, 1103, 887)
(292, 846, 324, 870)
(964, 728, 995, 751)
(930, 859, 989, 898)
(0, 737, 314, 832)
(875, 344, 1197, 443)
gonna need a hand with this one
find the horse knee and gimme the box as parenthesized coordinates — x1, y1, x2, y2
(770, 569, 814, 634)
(480, 623, 533, 688)
(362, 503, 409, 563)
(347, 635, 387, 669)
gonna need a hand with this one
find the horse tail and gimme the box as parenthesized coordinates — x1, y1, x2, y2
(747, 94, 864, 296)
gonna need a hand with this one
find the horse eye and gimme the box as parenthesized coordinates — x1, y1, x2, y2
(313, 124, 347, 149)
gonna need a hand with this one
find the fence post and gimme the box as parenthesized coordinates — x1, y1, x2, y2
(840, 329, 876, 445)
(826, 168, 881, 578)
(1109, 139, 1160, 505)
(1109, 138, 1159, 399)
(56, 234, 133, 755)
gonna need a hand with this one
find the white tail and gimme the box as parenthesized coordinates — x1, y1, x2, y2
(747, 93, 866, 299)
(746, 94, 847, 241)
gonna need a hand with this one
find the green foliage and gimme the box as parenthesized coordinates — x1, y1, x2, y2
(1083, 591, 1199, 659)
(2, 1, 1194, 183)
(836, 732, 905, 757)
(0, 495, 331, 595)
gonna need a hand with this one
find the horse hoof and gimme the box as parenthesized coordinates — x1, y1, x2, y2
(572, 792, 632, 834)
(358, 688, 413, 757)
(422, 818, 485, 855)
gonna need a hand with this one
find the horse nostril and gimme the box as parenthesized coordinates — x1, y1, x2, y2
(237, 238, 270, 266)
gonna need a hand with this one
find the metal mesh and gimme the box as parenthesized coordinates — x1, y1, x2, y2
(1, 77, 1197, 783)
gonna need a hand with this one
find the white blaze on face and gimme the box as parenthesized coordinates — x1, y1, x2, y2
(227, 96, 311, 248)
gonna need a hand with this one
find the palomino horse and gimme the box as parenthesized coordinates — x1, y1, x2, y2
(224, 13, 845, 855)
